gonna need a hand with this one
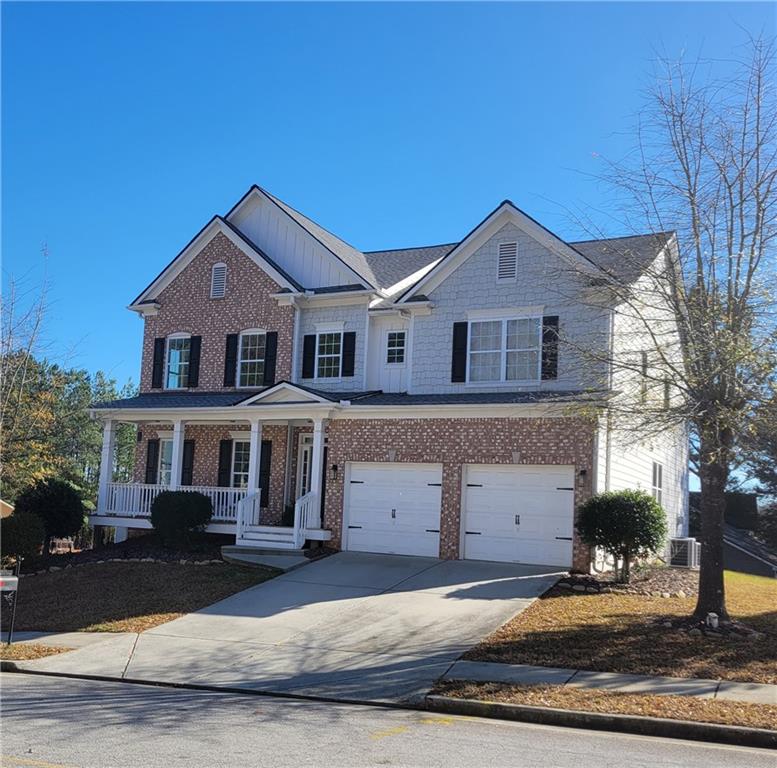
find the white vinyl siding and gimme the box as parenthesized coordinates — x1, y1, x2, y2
(210, 262, 227, 298)
(468, 317, 541, 383)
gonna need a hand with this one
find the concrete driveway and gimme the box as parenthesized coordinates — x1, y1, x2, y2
(28, 553, 562, 703)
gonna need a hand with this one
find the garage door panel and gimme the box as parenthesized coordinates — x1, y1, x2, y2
(345, 463, 442, 557)
(463, 465, 574, 567)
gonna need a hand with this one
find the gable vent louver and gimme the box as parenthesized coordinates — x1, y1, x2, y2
(497, 242, 518, 281)
(211, 263, 227, 298)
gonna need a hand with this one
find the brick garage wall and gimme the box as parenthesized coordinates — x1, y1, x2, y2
(139, 232, 295, 392)
(323, 416, 596, 571)
(133, 423, 289, 524)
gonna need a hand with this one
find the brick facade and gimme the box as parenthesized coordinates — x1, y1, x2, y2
(133, 423, 290, 524)
(322, 416, 596, 571)
(139, 232, 295, 392)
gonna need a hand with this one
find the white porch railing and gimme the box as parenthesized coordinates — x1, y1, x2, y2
(295, 492, 319, 534)
(102, 482, 246, 521)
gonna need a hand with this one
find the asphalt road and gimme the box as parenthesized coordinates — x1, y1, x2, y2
(0, 674, 773, 768)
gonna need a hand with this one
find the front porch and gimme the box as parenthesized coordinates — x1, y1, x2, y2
(92, 390, 336, 550)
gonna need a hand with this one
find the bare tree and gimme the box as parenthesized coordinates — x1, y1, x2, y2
(563, 38, 776, 622)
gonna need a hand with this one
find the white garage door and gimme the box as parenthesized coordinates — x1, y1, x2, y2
(344, 462, 442, 557)
(463, 465, 575, 567)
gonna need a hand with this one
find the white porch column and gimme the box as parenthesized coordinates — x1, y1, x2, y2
(309, 418, 326, 498)
(246, 420, 263, 493)
(96, 420, 116, 513)
(169, 419, 185, 489)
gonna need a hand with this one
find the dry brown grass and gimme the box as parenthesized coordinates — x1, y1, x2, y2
(434, 680, 777, 731)
(0, 562, 277, 633)
(0, 643, 71, 661)
(466, 571, 777, 684)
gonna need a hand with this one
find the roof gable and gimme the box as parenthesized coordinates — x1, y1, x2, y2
(130, 216, 301, 309)
(237, 381, 338, 405)
(398, 201, 607, 302)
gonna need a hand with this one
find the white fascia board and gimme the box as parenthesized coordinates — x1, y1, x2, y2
(228, 186, 375, 290)
(332, 402, 581, 420)
(132, 219, 297, 306)
(89, 403, 340, 422)
(400, 204, 607, 302)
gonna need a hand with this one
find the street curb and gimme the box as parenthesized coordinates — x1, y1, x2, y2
(425, 695, 777, 750)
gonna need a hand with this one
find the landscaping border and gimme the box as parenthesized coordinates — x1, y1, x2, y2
(425, 694, 777, 750)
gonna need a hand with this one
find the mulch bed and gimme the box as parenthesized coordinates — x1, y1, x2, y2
(433, 680, 777, 731)
(556, 565, 699, 598)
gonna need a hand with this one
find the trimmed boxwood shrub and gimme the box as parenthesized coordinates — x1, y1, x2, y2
(0, 512, 45, 561)
(577, 489, 667, 583)
(14, 478, 85, 540)
(150, 491, 213, 548)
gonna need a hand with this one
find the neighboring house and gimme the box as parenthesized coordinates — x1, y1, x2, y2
(90, 185, 689, 570)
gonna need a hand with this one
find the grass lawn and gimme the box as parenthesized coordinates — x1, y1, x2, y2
(0, 562, 278, 633)
(0, 643, 72, 661)
(433, 680, 777, 731)
(465, 571, 777, 684)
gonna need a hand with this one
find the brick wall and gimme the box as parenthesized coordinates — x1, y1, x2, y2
(139, 232, 295, 392)
(322, 416, 596, 571)
(133, 423, 289, 524)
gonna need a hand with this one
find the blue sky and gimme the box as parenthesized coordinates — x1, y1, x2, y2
(3, 2, 775, 386)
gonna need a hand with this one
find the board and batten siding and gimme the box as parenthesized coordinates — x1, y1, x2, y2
(409, 222, 612, 395)
(229, 195, 358, 289)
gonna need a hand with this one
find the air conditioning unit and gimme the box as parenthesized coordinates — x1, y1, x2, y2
(669, 537, 701, 569)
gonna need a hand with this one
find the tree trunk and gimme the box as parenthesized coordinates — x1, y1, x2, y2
(693, 438, 730, 621)
(621, 550, 631, 583)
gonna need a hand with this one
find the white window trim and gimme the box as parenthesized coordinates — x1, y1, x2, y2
(210, 262, 227, 298)
(314, 330, 344, 379)
(465, 316, 542, 385)
(158, 438, 173, 486)
(385, 329, 406, 366)
(236, 328, 267, 389)
(231, 439, 251, 489)
(165, 333, 192, 391)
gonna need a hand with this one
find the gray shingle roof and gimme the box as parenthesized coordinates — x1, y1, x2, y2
(570, 233, 672, 285)
(91, 392, 258, 409)
(363, 244, 456, 288)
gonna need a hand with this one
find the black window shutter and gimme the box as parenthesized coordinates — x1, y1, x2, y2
(188, 336, 202, 388)
(151, 338, 165, 389)
(302, 334, 316, 379)
(145, 439, 160, 484)
(451, 322, 468, 382)
(223, 334, 238, 387)
(181, 440, 195, 486)
(541, 315, 560, 380)
(341, 332, 356, 377)
(259, 440, 272, 508)
(217, 439, 233, 487)
(263, 332, 278, 386)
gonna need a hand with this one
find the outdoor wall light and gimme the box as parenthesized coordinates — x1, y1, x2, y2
(579, 469, 587, 477)
(330, 464, 338, 480)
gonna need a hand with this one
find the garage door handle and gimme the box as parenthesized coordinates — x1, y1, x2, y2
(465, 531, 482, 535)
(426, 529, 439, 533)
(515, 514, 520, 526)
(556, 487, 574, 491)
(555, 536, 572, 541)
(348, 525, 363, 529)
(391, 509, 396, 519)
(350, 480, 365, 484)
(466, 483, 483, 488)
(427, 482, 442, 487)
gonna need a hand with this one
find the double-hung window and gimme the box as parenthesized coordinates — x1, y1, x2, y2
(386, 331, 406, 364)
(158, 439, 174, 486)
(468, 316, 541, 383)
(651, 461, 663, 506)
(166, 335, 191, 389)
(316, 332, 342, 378)
(237, 331, 266, 387)
(232, 441, 251, 488)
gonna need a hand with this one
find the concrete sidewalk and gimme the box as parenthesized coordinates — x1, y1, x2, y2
(443, 660, 777, 705)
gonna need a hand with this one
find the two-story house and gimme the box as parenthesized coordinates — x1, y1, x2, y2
(91, 185, 689, 571)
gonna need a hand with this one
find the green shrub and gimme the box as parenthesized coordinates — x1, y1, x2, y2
(14, 478, 85, 540)
(577, 489, 668, 582)
(0, 512, 45, 561)
(150, 491, 213, 548)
